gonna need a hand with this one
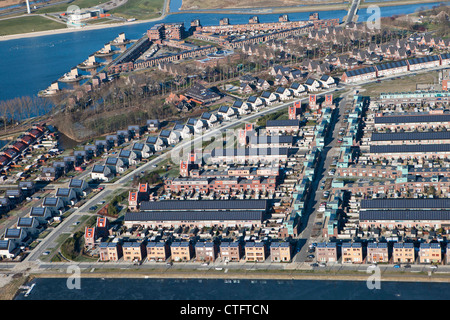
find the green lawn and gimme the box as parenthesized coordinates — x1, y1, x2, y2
(0, 15, 66, 36)
(108, 0, 164, 20)
(34, 0, 111, 14)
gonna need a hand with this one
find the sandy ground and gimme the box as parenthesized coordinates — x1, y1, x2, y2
(180, 0, 342, 10)
(0, 0, 23, 8)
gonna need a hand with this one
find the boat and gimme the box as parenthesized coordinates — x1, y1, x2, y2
(20, 283, 35, 297)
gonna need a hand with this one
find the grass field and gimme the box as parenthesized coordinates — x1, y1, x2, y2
(360, 71, 440, 97)
(0, 15, 66, 35)
(34, 0, 111, 14)
(108, 0, 164, 20)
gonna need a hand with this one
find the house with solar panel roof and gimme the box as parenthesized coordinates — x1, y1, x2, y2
(69, 179, 89, 197)
(0, 239, 18, 259)
(56, 188, 77, 206)
(17, 217, 39, 237)
(145, 136, 165, 152)
(29, 207, 52, 224)
(105, 157, 127, 174)
(42, 197, 64, 215)
(5, 189, 24, 205)
(4, 228, 28, 246)
(91, 165, 113, 182)
(419, 242, 442, 264)
(132, 142, 153, 158)
(118, 149, 139, 166)
(217, 106, 238, 121)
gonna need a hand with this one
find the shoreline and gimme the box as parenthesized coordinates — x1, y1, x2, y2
(0, 0, 171, 42)
(176, 0, 447, 14)
(23, 268, 450, 283)
(0, 0, 447, 42)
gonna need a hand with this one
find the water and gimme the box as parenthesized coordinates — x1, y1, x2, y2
(0, 1, 448, 103)
(13, 277, 450, 300)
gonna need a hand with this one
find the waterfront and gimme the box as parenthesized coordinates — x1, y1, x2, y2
(14, 277, 450, 300)
(0, 1, 448, 102)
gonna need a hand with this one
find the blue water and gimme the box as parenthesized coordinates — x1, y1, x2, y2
(14, 277, 450, 300)
(0, 2, 448, 102)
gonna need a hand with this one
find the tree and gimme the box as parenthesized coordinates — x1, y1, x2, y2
(107, 204, 118, 216)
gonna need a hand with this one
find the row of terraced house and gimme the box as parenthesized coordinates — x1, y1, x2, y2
(341, 53, 450, 83)
(317, 241, 450, 265)
(99, 239, 293, 263)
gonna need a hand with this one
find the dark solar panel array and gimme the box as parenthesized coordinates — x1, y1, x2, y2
(371, 131, 450, 142)
(374, 114, 450, 124)
(361, 198, 450, 209)
(408, 55, 440, 65)
(344, 66, 376, 77)
(140, 200, 267, 212)
(370, 144, 450, 154)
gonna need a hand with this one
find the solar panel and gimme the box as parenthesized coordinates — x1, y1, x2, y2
(371, 131, 450, 142)
(92, 165, 105, 173)
(43, 197, 58, 206)
(5, 228, 21, 238)
(370, 144, 450, 154)
(56, 188, 70, 197)
(69, 179, 83, 188)
(133, 143, 144, 150)
(375, 114, 450, 124)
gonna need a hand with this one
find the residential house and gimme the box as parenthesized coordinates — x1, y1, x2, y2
(392, 242, 415, 263)
(201, 112, 220, 128)
(55, 188, 77, 206)
(195, 242, 218, 262)
(133, 142, 153, 158)
(217, 106, 238, 121)
(270, 242, 292, 262)
(99, 242, 123, 261)
(119, 149, 139, 166)
(366, 242, 389, 263)
(219, 241, 242, 262)
(290, 82, 307, 96)
(275, 87, 293, 100)
(419, 243, 441, 264)
(0, 240, 18, 259)
(170, 241, 194, 262)
(91, 165, 113, 182)
(342, 242, 364, 264)
(316, 242, 338, 262)
(245, 242, 267, 262)
(29, 207, 51, 224)
(69, 179, 89, 198)
(146, 241, 170, 261)
(16, 217, 39, 237)
(122, 241, 146, 262)
(42, 197, 64, 215)
(304, 78, 322, 92)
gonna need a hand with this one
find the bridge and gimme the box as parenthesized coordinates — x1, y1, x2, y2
(343, 0, 361, 25)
